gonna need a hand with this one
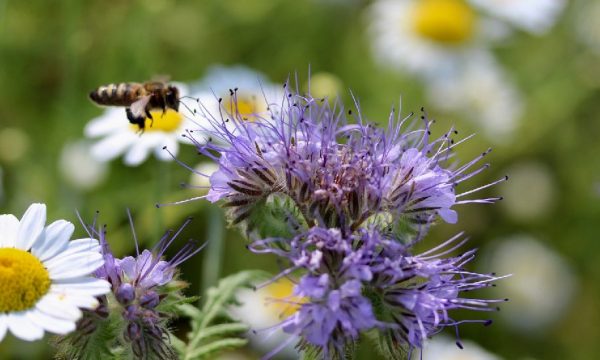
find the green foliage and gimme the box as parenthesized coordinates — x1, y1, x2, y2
(52, 306, 124, 360)
(242, 194, 307, 239)
(174, 270, 267, 360)
(364, 329, 408, 360)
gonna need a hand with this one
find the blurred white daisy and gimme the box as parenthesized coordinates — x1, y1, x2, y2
(306, 72, 344, 100)
(229, 277, 301, 359)
(425, 52, 523, 142)
(485, 235, 576, 332)
(413, 336, 502, 360)
(59, 140, 109, 191)
(85, 83, 196, 167)
(499, 161, 556, 221)
(368, 0, 506, 78)
(192, 65, 284, 131)
(469, 0, 566, 35)
(0, 127, 30, 163)
(0, 203, 110, 342)
(189, 162, 219, 190)
(574, 0, 600, 56)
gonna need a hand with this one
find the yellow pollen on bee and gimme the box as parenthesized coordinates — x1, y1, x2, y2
(265, 278, 304, 319)
(130, 108, 183, 132)
(223, 96, 259, 122)
(412, 0, 476, 45)
(0, 248, 51, 312)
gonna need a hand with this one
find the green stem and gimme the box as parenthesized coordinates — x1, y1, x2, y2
(154, 160, 169, 235)
(201, 206, 224, 294)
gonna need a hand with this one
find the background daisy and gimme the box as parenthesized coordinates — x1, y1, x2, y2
(229, 278, 300, 359)
(368, 0, 503, 77)
(191, 65, 284, 131)
(484, 235, 576, 332)
(469, 0, 566, 34)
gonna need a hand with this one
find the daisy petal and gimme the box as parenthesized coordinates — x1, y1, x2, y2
(16, 203, 46, 251)
(49, 238, 100, 260)
(46, 252, 104, 280)
(52, 277, 111, 297)
(85, 108, 128, 137)
(32, 220, 73, 262)
(123, 136, 156, 166)
(7, 312, 44, 341)
(59, 293, 100, 310)
(0, 214, 19, 247)
(36, 294, 82, 321)
(90, 131, 136, 162)
(0, 315, 7, 342)
(27, 309, 76, 335)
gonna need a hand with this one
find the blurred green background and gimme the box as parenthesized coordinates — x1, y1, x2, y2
(1, 0, 599, 359)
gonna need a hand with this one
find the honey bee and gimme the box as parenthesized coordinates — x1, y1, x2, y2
(89, 81, 180, 131)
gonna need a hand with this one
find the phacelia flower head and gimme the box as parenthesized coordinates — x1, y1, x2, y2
(184, 83, 503, 235)
(58, 216, 204, 360)
(175, 81, 508, 359)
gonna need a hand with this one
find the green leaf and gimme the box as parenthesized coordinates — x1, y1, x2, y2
(364, 328, 409, 360)
(175, 270, 268, 360)
(238, 194, 307, 239)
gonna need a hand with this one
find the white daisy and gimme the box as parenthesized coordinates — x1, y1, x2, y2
(84, 83, 196, 167)
(59, 140, 109, 191)
(574, 0, 600, 56)
(0, 203, 110, 342)
(499, 161, 556, 221)
(425, 51, 523, 142)
(0, 127, 30, 163)
(469, 0, 566, 35)
(368, 0, 506, 78)
(189, 162, 220, 190)
(307, 72, 344, 100)
(229, 277, 300, 358)
(485, 235, 576, 332)
(192, 65, 284, 133)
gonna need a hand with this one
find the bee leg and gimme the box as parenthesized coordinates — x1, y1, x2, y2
(126, 108, 146, 134)
(145, 108, 154, 128)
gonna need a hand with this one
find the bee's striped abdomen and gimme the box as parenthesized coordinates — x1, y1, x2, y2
(89, 83, 143, 106)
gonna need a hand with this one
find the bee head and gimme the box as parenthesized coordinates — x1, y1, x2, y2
(166, 86, 180, 111)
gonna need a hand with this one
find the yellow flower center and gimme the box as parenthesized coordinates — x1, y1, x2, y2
(223, 96, 260, 122)
(412, 0, 475, 45)
(130, 108, 183, 132)
(0, 248, 51, 312)
(266, 278, 304, 319)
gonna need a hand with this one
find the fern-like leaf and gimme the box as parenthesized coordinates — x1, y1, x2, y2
(175, 270, 267, 360)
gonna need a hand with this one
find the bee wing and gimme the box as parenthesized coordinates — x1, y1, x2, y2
(152, 74, 171, 83)
(129, 95, 152, 118)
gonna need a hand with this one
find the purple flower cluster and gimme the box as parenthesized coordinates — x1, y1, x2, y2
(73, 217, 203, 360)
(184, 85, 507, 358)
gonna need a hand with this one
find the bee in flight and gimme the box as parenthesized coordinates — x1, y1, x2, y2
(89, 81, 180, 131)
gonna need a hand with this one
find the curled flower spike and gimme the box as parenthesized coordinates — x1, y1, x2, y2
(58, 214, 204, 360)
